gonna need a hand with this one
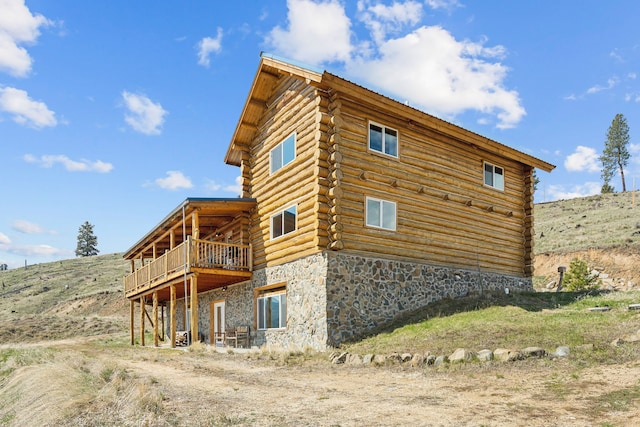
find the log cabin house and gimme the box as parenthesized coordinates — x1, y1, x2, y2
(123, 54, 555, 350)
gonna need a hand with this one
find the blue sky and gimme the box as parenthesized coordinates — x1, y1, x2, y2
(1, 0, 639, 268)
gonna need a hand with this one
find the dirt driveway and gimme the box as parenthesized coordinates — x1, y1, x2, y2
(2, 339, 638, 426)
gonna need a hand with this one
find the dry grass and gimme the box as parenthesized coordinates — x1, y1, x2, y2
(535, 191, 640, 254)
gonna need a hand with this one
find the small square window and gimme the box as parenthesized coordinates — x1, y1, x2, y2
(271, 205, 297, 239)
(270, 133, 296, 174)
(366, 197, 396, 231)
(368, 122, 398, 157)
(484, 162, 504, 191)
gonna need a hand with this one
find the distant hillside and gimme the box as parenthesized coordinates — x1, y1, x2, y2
(533, 191, 640, 290)
(0, 253, 130, 342)
(534, 191, 640, 254)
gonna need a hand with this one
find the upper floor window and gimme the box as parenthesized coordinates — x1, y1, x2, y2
(368, 122, 398, 157)
(484, 162, 504, 191)
(271, 205, 297, 239)
(270, 132, 296, 174)
(366, 197, 396, 231)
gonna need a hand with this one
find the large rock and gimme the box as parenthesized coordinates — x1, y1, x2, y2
(549, 346, 570, 358)
(477, 349, 493, 361)
(494, 348, 521, 362)
(521, 347, 547, 358)
(449, 348, 474, 363)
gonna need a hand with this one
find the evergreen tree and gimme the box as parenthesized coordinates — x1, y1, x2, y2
(600, 113, 631, 192)
(75, 221, 99, 257)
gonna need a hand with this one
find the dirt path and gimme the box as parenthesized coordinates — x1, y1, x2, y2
(60, 342, 640, 426)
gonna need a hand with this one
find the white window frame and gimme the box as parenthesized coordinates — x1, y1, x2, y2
(483, 162, 505, 191)
(270, 205, 297, 240)
(270, 132, 296, 174)
(365, 196, 397, 231)
(368, 121, 398, 158)
(257, 288, 287, 330)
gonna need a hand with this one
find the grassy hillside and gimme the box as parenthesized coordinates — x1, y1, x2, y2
(0, 253, 130, 342)
(534, 190, 640, 254)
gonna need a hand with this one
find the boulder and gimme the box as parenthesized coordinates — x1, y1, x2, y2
(494, 348, 521, 362)
(362, 354, 374, 365)
(330, 351, 348, 364)
(476, 349, 493, 361)
(521, 347, 547, 358)
(449, 348, 474, 363)
(433, 355, 448, 367)
(409, 354, 425, 367)
(549, 346, 570, 358)
(400, 353, 413, 363)
(346, 353, 363, 365)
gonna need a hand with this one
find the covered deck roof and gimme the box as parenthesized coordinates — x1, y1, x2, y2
(123, 197, 256, 260)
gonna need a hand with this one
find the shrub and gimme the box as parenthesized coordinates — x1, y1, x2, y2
(563, 258, 601, 291)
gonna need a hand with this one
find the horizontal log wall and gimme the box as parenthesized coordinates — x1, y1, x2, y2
(332, 93, 530, 276)
(248, 76, 324, 268)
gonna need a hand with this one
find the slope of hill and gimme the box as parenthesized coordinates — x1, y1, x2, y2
(533, 191, 640, 290)
(0, 253, 130, 342)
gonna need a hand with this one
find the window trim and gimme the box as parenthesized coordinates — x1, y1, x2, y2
(483, 161, 505, 191)
(365, 196, 397, 231)
(254, 283, 287, 331)
(368, 121, 399, 158)
(269, 132, 297, 175)
(270, 204, 297, 240)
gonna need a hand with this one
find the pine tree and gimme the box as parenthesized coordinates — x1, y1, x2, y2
(600, 113, 631, 192)
(75, 221, 99, 257)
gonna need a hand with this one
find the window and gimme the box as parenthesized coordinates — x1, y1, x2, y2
(271, 205, 297, 239)
(366, 197, 396, 231)
(257, 288, 286, 330)
(270, 133, 296, 174)
(369, 122, 398, 157)
(484, 162, 504, 191)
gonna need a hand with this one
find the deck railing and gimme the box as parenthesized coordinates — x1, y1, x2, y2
(123, 238, 252, 298)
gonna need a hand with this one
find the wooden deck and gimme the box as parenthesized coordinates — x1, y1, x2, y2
(124, 237, 252, 300)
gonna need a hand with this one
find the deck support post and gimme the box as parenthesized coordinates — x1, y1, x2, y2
(129, 299, 134, 345)
(153, 291, 159, 347)
(139, 296, 145, 346)
(190, 275, 199, 345)
(170, 284, 177, 348)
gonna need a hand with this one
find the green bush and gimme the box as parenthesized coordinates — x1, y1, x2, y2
(563, 258, 601, 291)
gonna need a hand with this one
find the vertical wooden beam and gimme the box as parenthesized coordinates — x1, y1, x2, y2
(152, 243, 157, 260)
(170, 284, 176, 348)
(190, 275, 199, 345)
(139, 296, 145, 346)
(161, 304, 165, 341)
(153, 291, 159, 347)
(130, 299, 135, 346)
(192, 210, 200, 240)
(130, 259, 135, 273)
(169, 229, 175, 250)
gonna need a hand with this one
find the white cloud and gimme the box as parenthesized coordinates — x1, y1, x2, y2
(0, 232, 10, 244)
(121, 91, 167, 135)
(425, 0, 462, 10)
(564, 146, 600, 173)
(348, 26, 522, 129)
(586, 77, 618, 94)
(0, 0, 52, 77)
(0, 86, 56, 128)
(223, 175, 243, 196)
(12, 219, 52, 234)
(266, 0, 352, 65)
(155, 171, 193, 191)
(358, 0, 423, 44)
(6, 243, 67, 257)
(204, 178, 222, 192)
(24, 153, 113, 173)
(197, 27, 223, 67)
(266, 1, 525, 129)
(547, 182, 602, 201)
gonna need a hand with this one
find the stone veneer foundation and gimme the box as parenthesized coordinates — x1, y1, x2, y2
(173, 251, 532, 350)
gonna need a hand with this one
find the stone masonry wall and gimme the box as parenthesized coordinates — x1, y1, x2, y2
(325, 252, 533, 346)
(173, 251, 531, 351)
